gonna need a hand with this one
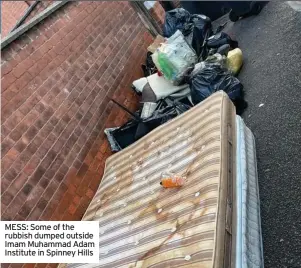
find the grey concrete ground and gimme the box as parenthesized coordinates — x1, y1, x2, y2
(218, 2, 301, 267)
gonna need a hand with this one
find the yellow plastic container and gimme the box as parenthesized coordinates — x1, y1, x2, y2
(227, 48, 243, 75)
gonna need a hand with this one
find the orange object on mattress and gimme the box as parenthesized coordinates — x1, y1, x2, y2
(160, 172, 185, 188)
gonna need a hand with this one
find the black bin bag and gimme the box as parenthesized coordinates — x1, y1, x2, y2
(163, 8, 191, 37)
(188, 56, 243, 105)
(163, 8, 212, 57)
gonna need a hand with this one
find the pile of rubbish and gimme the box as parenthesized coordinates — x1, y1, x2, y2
(106, 8, 247, 152)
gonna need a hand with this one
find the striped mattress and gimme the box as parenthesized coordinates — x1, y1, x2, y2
(68, 91, 237, 268)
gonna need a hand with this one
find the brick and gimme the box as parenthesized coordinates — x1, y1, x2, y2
(89, 158, 100, 172)
(40, 154, 54, 170)
(14, 214, 26, 221)
(27, 142, 38, 155)
(1, 212, 11, 221)
(18, 44, 32, 60)
(101, 131, 112, 147)
(1, 72, 16, 91)
(68, 203, 77, 214)
(30, 166, 46, 185)
(55, 192, 73, 215)
(22, 109, 39, 127)
(68, 184, 77, 194)
(19, 94, 41, 115)
(38, 125, 54, 141)
(35, 102, 47, 113)
(3, 167, 18, 182)
(54, 172, 64, 183)
(9, 128, 23, 142)
(76, 179, 89, 197)
(71, 194, 80, 206)
(43, 181, 59, 203)
(1, 178, 11, 195)
(39, 176, 50, 189)
(40, 202, 56, 220)
(9, 263, 24, 268)
(15, 72, 32, 91)
(58, 164, 69, 177)
(85, 188, 95, 199)
(27, 206, 43, 220)
(35, 264, 47, 268)
(37, 198, 48, 211)
(36, 85, 48, 98)
(2, 60, 17, 76)
(23, 264, 35, 268)
(1, 191, 14, 206)
(4, 194, 27, 219)
(15, 139, 27, 153)
(1, 123, 11, 138)
(26, 185, 45, 208)
(31, 48, 43, 62)
(2, 86, 17, 101)
(1, 137, 14, 157)
(13, 58, 34, 78)
(24, 156, 40, 176)
(34, 118, 45, 130)
(41, 107, 55, 122)
(6, 147, 19, 162)
(10, 172, 28, 195)
(24, 125, 39, 140)
(22, 184, 34, 196)
(18, 150, 32, 168)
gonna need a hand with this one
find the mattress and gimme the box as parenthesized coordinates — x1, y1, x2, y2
(68, 91, 237, 268)
(236, 116, 264, 268)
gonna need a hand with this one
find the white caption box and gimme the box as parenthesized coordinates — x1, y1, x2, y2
(0, 221, 99, 263)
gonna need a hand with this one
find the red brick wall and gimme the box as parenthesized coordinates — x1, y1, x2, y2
(1, 1, 28, 37)
(1, 0, 153, 232)
(149, 2, 166, 28)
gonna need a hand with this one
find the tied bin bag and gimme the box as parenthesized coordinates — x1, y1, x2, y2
(188, 54, 243, 105)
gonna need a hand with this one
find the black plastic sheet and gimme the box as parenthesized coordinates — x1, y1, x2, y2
(207, 32, 238, 49)
(141, 52, 157, 77)
(105, 99, 191, 151)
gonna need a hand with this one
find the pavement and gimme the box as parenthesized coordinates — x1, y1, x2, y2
(214, 2, 301, 267)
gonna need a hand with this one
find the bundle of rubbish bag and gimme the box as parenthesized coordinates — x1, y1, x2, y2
(105, 8, 246, 152)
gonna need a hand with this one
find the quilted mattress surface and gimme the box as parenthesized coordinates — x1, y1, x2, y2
(68, 91, 237, 268)
(236, 116, 264, 268)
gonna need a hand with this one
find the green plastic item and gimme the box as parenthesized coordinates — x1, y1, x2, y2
(157, 52, 176, 81)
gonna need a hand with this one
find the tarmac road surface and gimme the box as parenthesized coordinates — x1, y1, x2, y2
(215, 2, 301, 267)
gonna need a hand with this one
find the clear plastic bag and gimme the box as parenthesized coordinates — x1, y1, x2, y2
(152, 30, 197, 85)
